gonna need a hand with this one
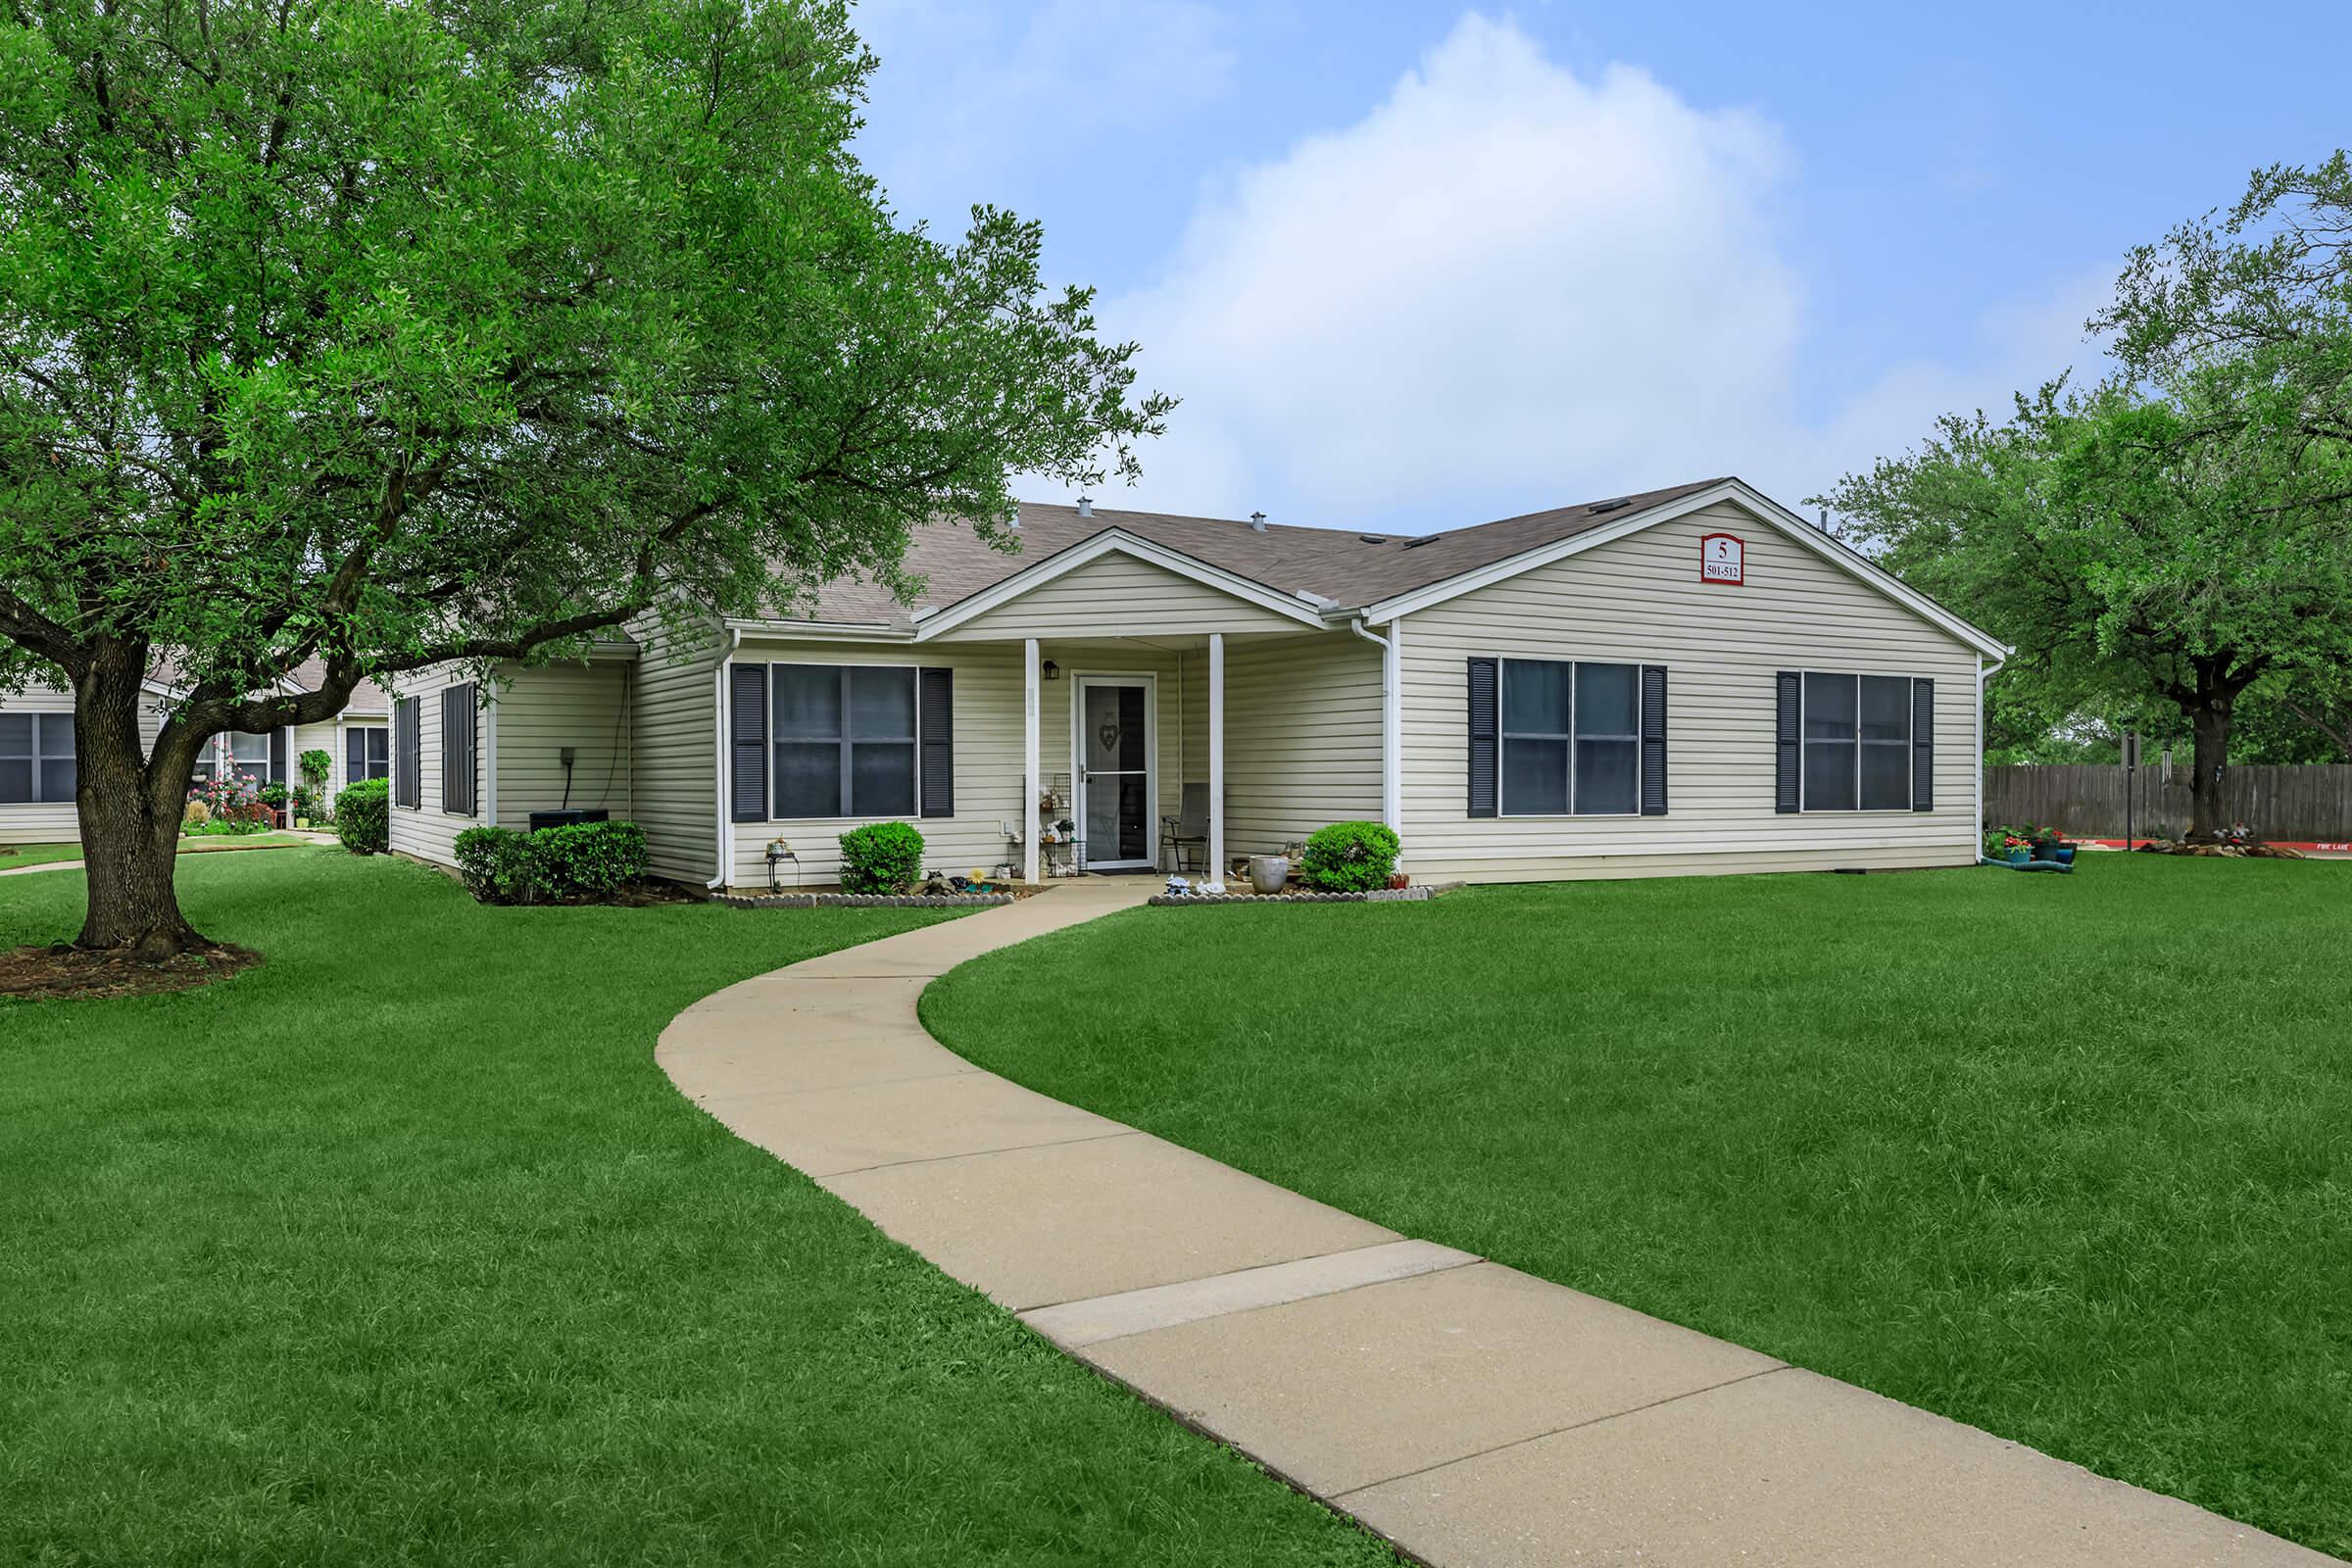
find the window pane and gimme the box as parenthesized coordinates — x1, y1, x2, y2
(0, 713, 30, 755)
(1804, 741, 1857, 810)
(1802, 673, 1856, 741)
(231, 731, 270, 763)
(847, 666, 914, 740)
(773, 666, 843, 740)
(1116, 687, 1146, 770)
(850, 742, 915, 817)
(1576, 738, 1640, 814)
(1502, 737, 1568, 813)
(775, 742, 842, 817)
(0, 759, 27, 804)
(37, 715, 73, 760)
(1860, 744, 1912, 810)
(41, 760, 75, 801)
(1502, 661, 1571, 735)
(1860, 676, 1912, 743)
(1575, 663, 1639, 738)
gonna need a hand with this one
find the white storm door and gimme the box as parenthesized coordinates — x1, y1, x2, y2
(1073, 676, 1154, 868)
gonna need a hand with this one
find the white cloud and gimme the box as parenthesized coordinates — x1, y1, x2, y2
(1064, 13, 2106, 530)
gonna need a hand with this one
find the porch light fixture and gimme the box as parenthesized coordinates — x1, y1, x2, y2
(1042, 660, 1060, 680)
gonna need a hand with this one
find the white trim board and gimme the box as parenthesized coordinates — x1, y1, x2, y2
(912, 529, 1329, 641)
(1358, 479, 2011, 662)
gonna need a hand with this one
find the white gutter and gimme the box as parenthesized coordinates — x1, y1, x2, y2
(708, 625, 745, 889)
(1349, 617, 1403, 847)
(481, 693, 499, 827)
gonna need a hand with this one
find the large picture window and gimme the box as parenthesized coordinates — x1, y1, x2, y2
(227, 730, 273, 785)
(1, 712, 75, 805)
(346, 725, 390, 783)
(772, 664, 916, 818)
(1499, 659, 1642, 815)
(1800, 672, 1916, 811)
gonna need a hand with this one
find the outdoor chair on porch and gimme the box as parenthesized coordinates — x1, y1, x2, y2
(1160, 783, 1210, 873)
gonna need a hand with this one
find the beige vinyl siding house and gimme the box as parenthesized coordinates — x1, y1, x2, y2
(386, 649, 637, 870)
(379, 478, 2007, 893)
(1396, 501, 1984, 881)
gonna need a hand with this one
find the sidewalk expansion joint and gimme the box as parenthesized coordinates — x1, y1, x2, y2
(814, 1128, 1143, 1180)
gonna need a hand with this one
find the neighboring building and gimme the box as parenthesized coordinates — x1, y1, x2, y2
(384, 477, 2009, 889)
(0, 659, 391, 842)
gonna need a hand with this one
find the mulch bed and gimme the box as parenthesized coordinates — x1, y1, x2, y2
(2133, 840, 2308, 858)
(0, 941, 264, 1003)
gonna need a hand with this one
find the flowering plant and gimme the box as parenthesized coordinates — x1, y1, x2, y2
(185, 771, 273, 834)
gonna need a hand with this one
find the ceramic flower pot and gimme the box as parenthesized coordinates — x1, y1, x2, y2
(1248, 855, 1290, 895)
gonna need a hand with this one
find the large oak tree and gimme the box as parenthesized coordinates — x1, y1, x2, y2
(0, 1, 1166, 958)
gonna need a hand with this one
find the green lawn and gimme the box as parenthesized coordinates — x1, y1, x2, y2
(924, 856, 2352, 1559)
(0, 833, 310, 873)
(0, 851, 1395, 1566)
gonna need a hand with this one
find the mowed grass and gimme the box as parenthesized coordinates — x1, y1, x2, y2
(0, 834, 310, 872)
(0, 851, 1396, 1567)
(924, 855, 2352, 1558)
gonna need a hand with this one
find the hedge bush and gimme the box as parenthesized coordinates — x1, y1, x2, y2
(455, 825, 535, 904)
(838, 821, 924, 895)
(454, 819, 649, 905)
(336, 778, 389, 855)
(1298, 820, 1400, 892)
(531, 819, 648, 898)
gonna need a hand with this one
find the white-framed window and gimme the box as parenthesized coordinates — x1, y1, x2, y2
(1800, 671, 1917, 811)
(771, 663, 916, 819)
(346, 724, 390, 783)
(0, 712, 75, 804)
(227, 730, 272, 785)
(1499, 658, 1642, 816)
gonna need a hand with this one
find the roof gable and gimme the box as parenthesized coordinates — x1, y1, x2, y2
(915, 530, 1328, 641)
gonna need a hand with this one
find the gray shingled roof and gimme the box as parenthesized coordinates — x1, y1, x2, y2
(782, 478, 1728, 631)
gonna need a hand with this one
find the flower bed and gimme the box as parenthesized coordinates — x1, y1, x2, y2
(1149, 881, 1462, 907)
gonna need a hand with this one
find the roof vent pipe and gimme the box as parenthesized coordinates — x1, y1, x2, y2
(1817, 508, 1830, 533)
(1076, 495, 1094, 517)
(1250, 511, 1267, 532)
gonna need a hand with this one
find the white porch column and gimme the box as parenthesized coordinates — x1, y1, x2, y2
(1023, 637, 1041, 884)
(1207, 632, 1225, 883)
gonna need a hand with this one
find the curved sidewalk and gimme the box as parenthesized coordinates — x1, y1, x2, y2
(657, 881, 2329, 1568)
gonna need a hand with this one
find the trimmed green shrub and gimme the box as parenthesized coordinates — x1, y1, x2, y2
(455, 819, 648, 905)
(1298, 820, 1400, 892)
(336, 778, 390, 855)
(456, 825, 535, 904)
(529, 819, 648, 899)
(839, 821, 924, 895)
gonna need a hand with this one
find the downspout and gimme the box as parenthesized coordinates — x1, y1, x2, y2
(1975, 654, 2004, 859)
(481, 686, 499, 827)
(1348, 617, 1402, 858)
(708, 626, 745, 889)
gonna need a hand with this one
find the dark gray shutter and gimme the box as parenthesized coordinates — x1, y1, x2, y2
(441, 684, 477, 815)
(918, 666, 954, 818)
(270, 727, 287, 785)
(347, 727, 365, 786)
(1911, 678, 1935, 812)
(729, 663, 767, 823)
(1774, 672, 1801, 813)
(1640, 665, 1668, 815)
(395, 697, 421, 808)
(1467, 657, 1499, 818)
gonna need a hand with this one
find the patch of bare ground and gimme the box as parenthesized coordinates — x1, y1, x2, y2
(0, 942, 263, 1002)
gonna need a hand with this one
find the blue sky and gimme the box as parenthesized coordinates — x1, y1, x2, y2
(849, 1, 2352, 533)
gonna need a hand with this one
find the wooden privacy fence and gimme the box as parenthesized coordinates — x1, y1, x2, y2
(1984, 764, 2352, 840)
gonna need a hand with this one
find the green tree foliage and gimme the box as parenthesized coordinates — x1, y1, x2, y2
(1824, 154, 2352, 839)
(0, 1, 1166, 956)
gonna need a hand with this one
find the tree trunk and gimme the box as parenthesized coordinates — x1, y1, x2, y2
(70, 644, 213, 959)
(2185, 698, 2234, 842)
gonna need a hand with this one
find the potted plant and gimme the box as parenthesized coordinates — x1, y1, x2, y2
(298, 749, 331, 829)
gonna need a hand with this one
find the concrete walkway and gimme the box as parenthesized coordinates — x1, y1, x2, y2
(658, 880, 2331, 1567)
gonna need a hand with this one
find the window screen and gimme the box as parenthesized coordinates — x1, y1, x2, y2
(771, 665, 917, 818)
(1499, 659, 1644, 815)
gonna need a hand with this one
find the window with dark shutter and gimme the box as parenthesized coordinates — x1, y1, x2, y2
(440, 684, 477, 816)
(1774, 673, 1801, 813)
(918, 667, 955, 818)
(1787, 671, 1925, 812)
(270, 727, 287, 786)
(1467, 657, 1498, 818)
(1640, 665, 1668, 815)
(1911, 679, 1935, 811)
(730, 663, 768, 822)
(1494, 658, 1646, 815)
(394, 697, 421, 808)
